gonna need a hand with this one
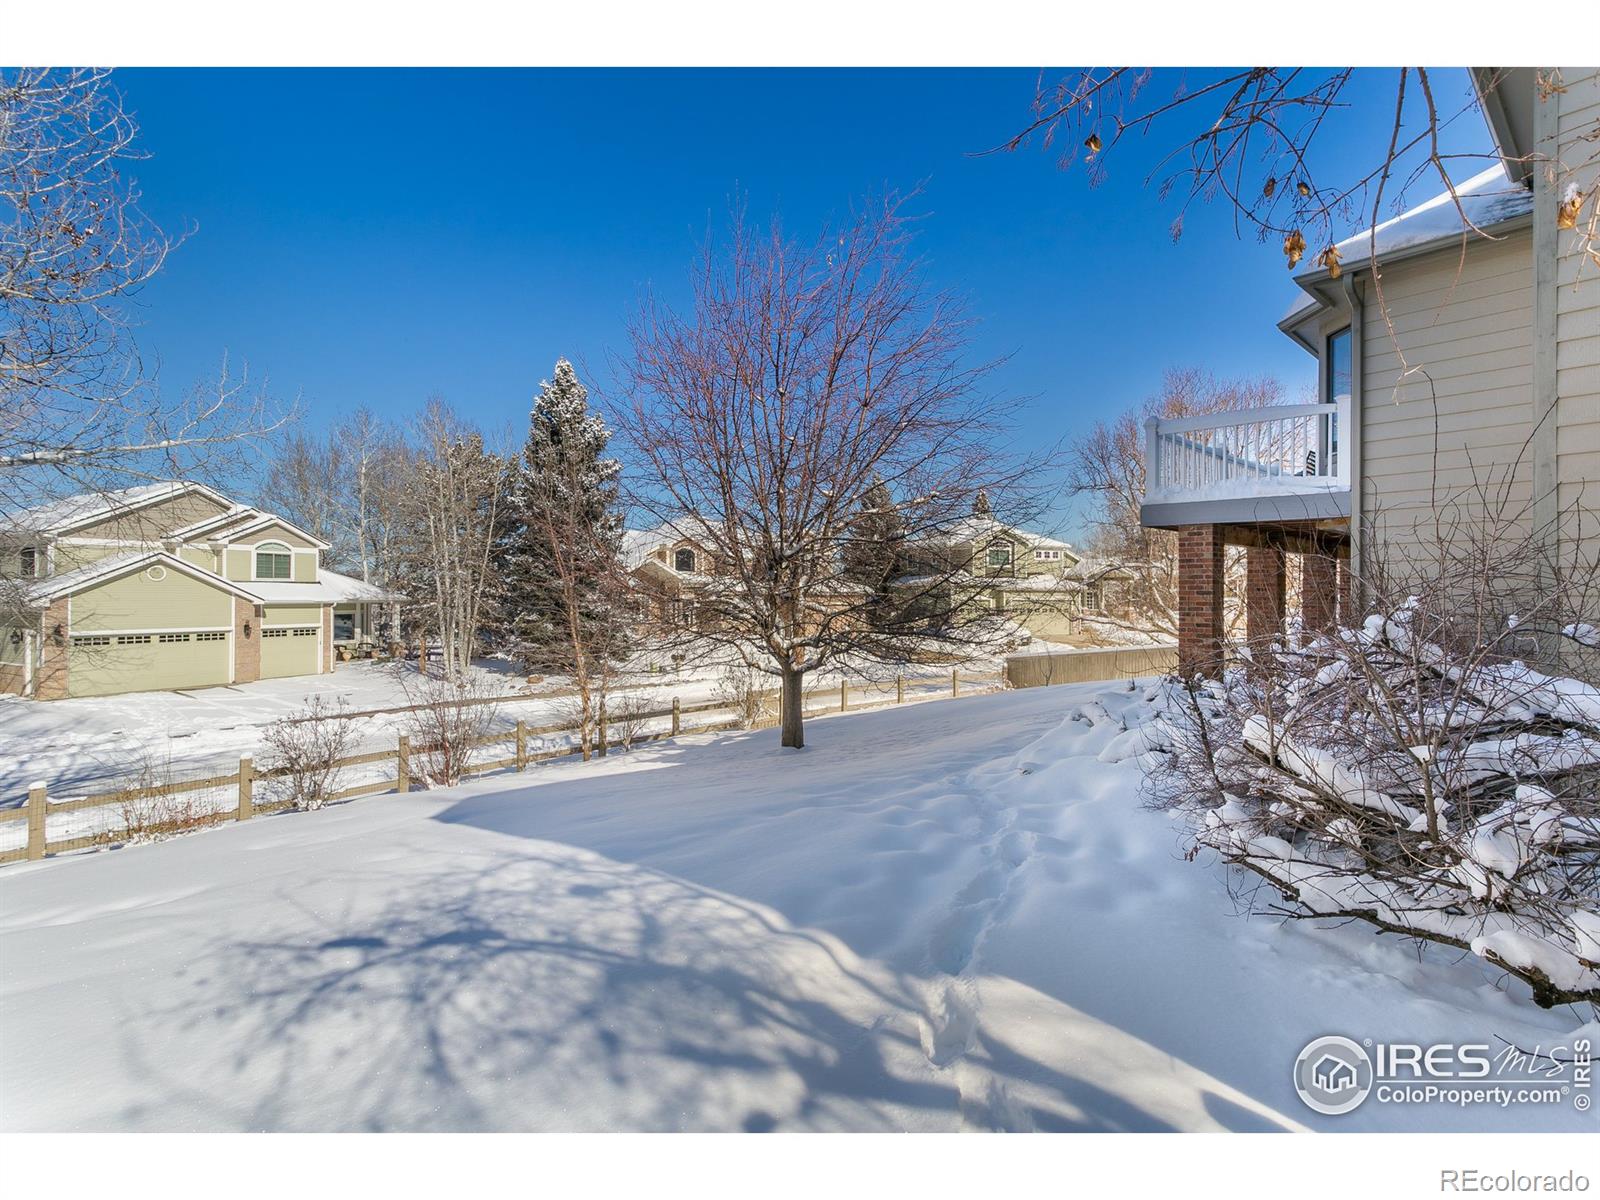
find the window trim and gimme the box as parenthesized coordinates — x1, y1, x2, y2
(673, 547, 696, 573)
(986, 543, 1013, 570)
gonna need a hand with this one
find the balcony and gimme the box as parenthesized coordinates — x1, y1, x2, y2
(1139, 401, 1351, 529)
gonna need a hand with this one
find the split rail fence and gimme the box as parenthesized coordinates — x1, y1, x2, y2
(0, 668, 1002, 868)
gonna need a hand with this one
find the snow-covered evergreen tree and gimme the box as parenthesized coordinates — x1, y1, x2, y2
(499, 360, 628, 677)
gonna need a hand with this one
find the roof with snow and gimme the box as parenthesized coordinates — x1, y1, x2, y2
(1280, 165, 1534, 334)
(0, 481, 216, 535)
(912, 514, 1076, 555)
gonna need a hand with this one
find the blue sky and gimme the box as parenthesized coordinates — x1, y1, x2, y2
(116, 67, 1495, 539)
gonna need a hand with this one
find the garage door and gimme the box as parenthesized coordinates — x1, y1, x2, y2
(260, 626, 320, 679)
(69, 631, 232, 698)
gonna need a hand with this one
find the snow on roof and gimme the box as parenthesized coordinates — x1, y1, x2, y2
(1283, 165, 1533, 322)
(914, 514, 1075, 553)
(0, 482, 196, 535)
(317, 568, 404, 603)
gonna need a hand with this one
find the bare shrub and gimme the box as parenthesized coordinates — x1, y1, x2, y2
(259, 697, 359, 811)
(112, 748, 226, 843)
(400, 668, 502, 788)
(1152, 497, 1600, 1008)
(714, 667, 772, 730)
(604, 692, 657, 752)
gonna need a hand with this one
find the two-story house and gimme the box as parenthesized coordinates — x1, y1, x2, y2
(896, 499, 1134, 640)
(1140, 66, 1598, 675)
(0, 481, 404, 699)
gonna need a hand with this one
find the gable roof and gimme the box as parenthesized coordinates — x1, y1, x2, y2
(213, 512, 332, 550)
(0, 481, 234, 537)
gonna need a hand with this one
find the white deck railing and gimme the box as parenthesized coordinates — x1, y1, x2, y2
(1143, 400, 1349, 502)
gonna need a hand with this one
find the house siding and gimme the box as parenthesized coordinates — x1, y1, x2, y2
(1360, 227, 1536, 555)
(68, 492, 230, 541)
(71, 566, 234, 632)
(1555, 67, 1600, 567)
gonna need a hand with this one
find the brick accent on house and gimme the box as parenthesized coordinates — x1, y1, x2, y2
(234, 597, 261, 684)
(322, 604, 333, 673)
(35, 598, 70, 700)
(1301, 547, 1339, 636)
(1245, 540, 1287, 648)
(1177, 524, 1226, 676)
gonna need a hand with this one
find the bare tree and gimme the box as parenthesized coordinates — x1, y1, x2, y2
(259, 407, 409, 583)
(397, 401, 508, 680)
(614, 192, 1053, 749)
(1069, 369, 1286, 637)
(0, 68, 291, 509)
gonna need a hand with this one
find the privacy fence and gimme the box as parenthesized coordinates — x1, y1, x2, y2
(0, 668, 1005, 868)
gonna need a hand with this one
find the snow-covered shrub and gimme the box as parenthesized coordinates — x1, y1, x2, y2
(400, 669, 501, 787)
(260, 696, 358, 810)
(1152, 526, 1600, 1009)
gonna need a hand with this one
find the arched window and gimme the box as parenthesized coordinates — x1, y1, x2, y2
(674, 547, 696, 573)
(255, 542, 293, 580)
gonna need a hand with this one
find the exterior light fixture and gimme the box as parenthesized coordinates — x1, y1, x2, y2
(243, 621, 253, 638)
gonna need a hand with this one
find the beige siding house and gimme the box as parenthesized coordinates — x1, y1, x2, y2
(0, 481, 403, 700)
(1139, 66, 1598, 674)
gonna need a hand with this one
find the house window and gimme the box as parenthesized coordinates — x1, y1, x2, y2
(333, 611, 356, 641)
(1033, 549, 1061, 562)
(1326, 327, 1352, 405)
(1084, 584, 1103, 612)
(18, 547, 36, 578)
(255, 543, 292, 580)
(986, 545, 1012, 570)
(674, 547, 696, 573)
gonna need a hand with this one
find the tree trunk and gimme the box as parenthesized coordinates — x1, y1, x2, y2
(780, 666, 805, 749)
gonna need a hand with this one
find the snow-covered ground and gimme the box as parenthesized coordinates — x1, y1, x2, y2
(0, 654, 1001, 810)
(1, 682, 1588, 1132)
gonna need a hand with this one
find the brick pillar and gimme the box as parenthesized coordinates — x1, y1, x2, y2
(35, 598, 70, 700)
(234, 598, 260, 684)
(1301, 546, 1339, 637)
(1177, 525, 1226, 677)
(322, 605, 334, 672)
(1245, 539, 1287, 649)
(1337, 554, 1354, 628)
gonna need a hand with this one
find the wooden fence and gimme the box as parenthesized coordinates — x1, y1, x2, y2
(1003, 644, 1177, 690)
(0, 668, 1000, 868)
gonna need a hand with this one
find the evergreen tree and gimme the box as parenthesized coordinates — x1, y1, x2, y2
(499, 360, 627, 674)
(841, 478, 907, 627)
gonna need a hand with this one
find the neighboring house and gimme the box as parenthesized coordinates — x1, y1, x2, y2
(0, 481, 404, 700)
(622, 522, 723, 632)
(1140, 66, 1599, 674)
(621, 504, 1132, 644)
(896, 502, 1134, 641)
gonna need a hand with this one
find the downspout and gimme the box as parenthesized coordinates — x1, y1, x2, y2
(1342, 274, 1364, 588)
